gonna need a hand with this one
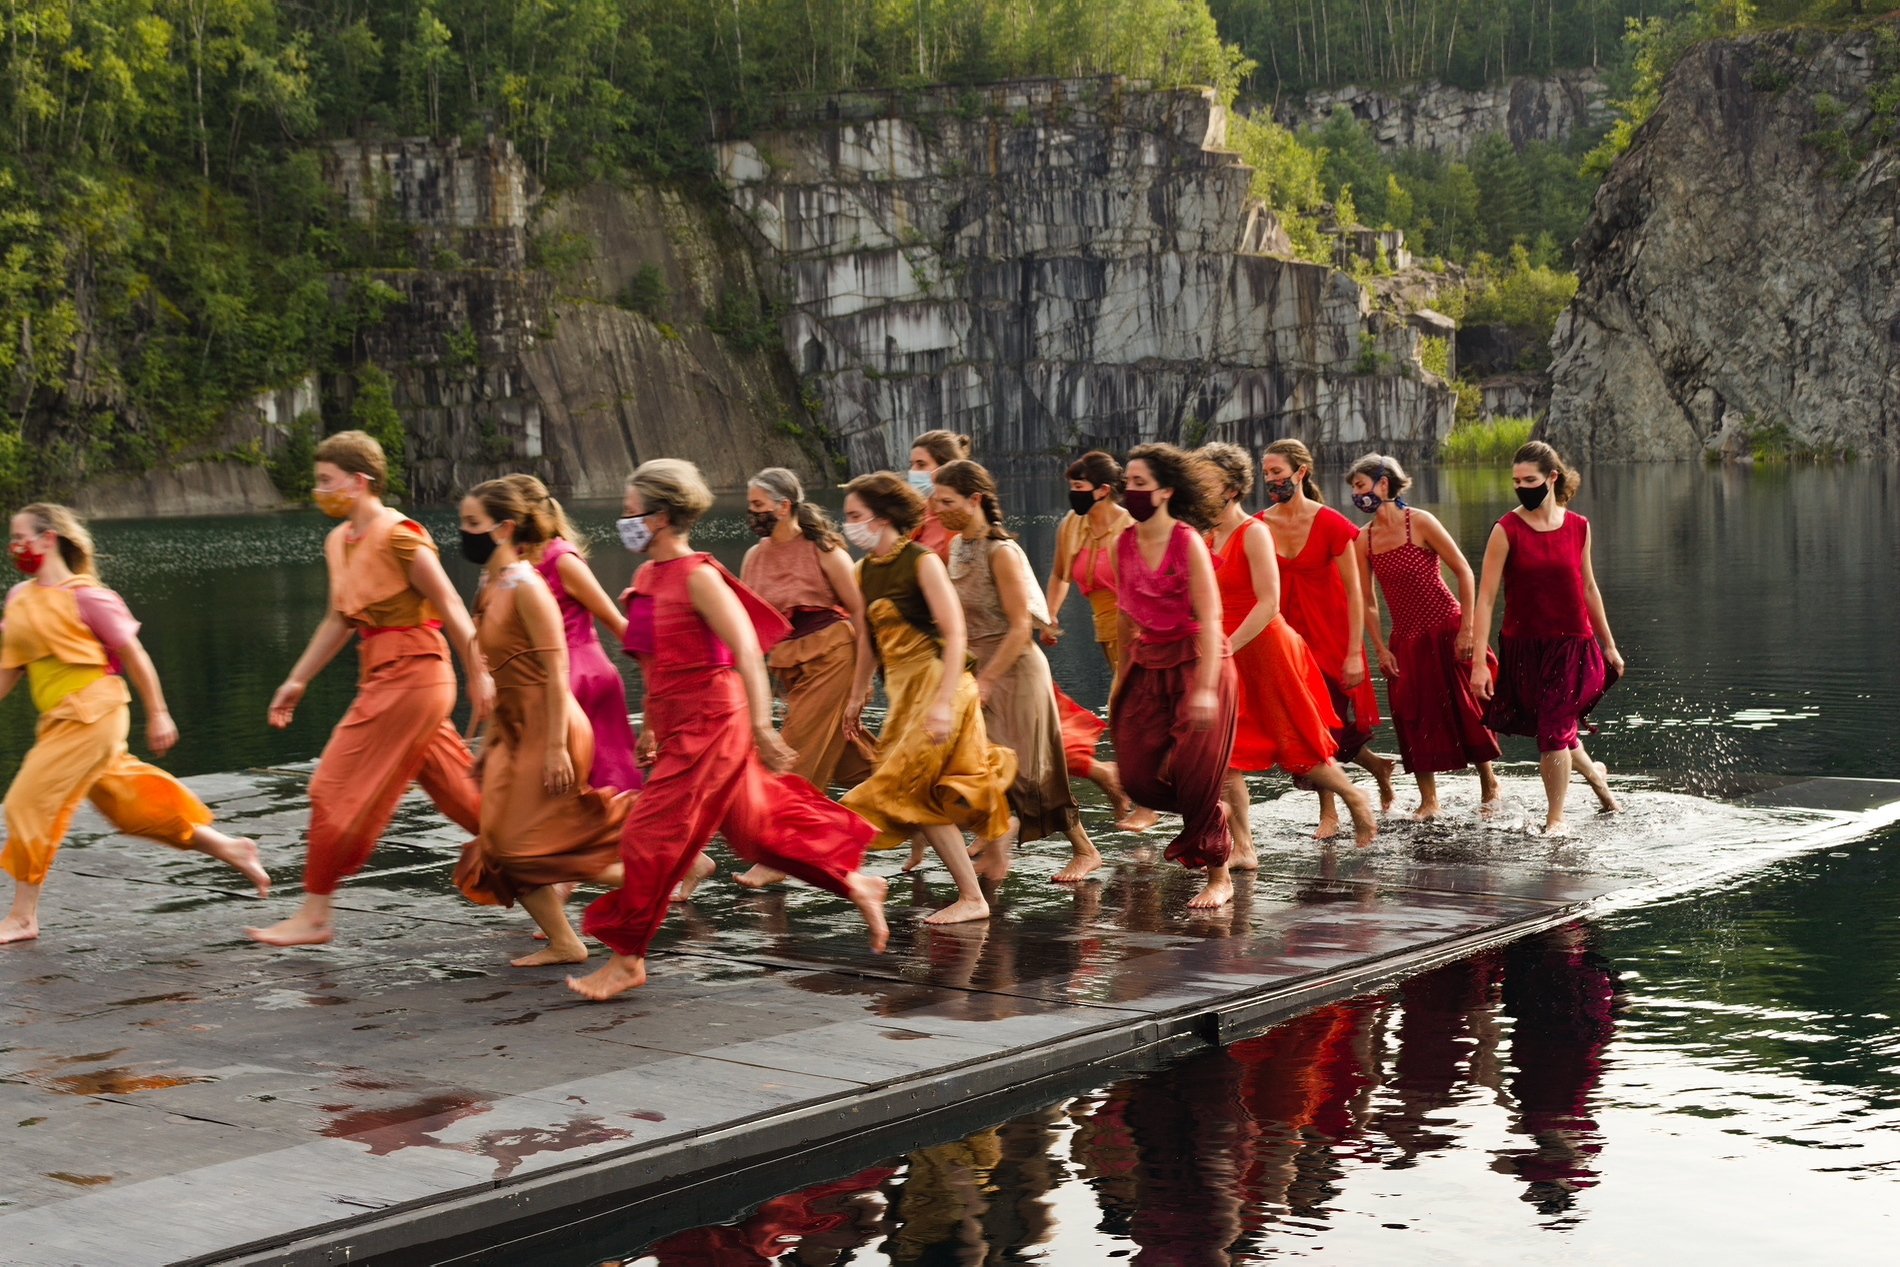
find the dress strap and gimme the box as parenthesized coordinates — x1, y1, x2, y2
(1403, 508, 1413, 544)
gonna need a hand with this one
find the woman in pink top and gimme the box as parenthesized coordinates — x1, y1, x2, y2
(1470, 441, 1623, 834)
(1110, 445, 1238, 910)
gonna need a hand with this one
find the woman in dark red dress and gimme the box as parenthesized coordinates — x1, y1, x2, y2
(1108, 444, 1239, 910)
(1469, 441, 1624, 834)
(1349, 454, 1502, 820)
(1197, 443, 1377, 860)
(568, 460, 888, 1001)
(1259, 438, 1397, 840)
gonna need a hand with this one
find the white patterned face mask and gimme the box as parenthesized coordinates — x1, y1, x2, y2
(843, 520, 881, 552)
(617, 515, 654, 553)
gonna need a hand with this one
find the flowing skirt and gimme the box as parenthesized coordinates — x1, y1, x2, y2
(1110, 639, 1237, 869)
(1385, 616, 1502, 775)
(1229, 615, 1339, 777)
(970, 634, 1076, 842)
(569, 634, 641, 793)
(1485, 634, 1611, 753)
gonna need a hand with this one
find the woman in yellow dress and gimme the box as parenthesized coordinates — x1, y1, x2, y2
(838, 472, 1015, 925)
(1, 503, 269, 944)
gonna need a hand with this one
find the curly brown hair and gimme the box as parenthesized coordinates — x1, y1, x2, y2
(1195, 442, 1254, 499)
(1126, 443, 1223, 531)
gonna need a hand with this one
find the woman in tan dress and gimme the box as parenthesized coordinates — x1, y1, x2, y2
(931, 460, 1102, 885)
(451, 479, 629, 966)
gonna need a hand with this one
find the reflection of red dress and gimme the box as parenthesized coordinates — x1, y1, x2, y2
(646, 1165, 897, 1264)
(1265, 506, 1382, 756)
(1206, 518, 1339, 776)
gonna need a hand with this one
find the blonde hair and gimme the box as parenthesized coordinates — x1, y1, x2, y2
(501, 473, 586, 557)
(1195, 442, 1255, 499)
(17, 503, 97, 577)
(911, 430, 972, 467)
(1347, 453, 1412, 498)
(628, 459, 714, 533)
(1265, 437, 1323, 504)
(1514, 440, 1582, 506)
(313, 430, 389, 496)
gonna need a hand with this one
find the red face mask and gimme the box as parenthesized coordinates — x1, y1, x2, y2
(10, 542, 45, 575)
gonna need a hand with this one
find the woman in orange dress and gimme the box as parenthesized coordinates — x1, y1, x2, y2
(1259, 438, 1397, 840)
(1, 504, 269, 944)
(248, 430, 489, 947)
(568, 461, 887, 1001)
(450, 479, 630, 966)
(1196, 444, 1377, 860)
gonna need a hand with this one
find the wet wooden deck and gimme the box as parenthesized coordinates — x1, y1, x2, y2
(2, 767, 1896, 1266)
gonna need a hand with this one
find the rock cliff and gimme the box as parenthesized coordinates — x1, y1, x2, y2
(719, 78, 1452, 470)
(1276, 70, 1609, 154)
(1546, 24, 1900, 460)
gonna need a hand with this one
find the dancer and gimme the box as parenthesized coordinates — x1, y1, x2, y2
(1469, 441, 1623, 834)
(931, 460, 1102, 884)
(907, 430, 972, 560)
(248, 430, 487, 947)
(1044, 450, 1136, 682)
(1, 504, 268, 944)
(1259, 438, 1398, 838)
(837, 472, 1016, 924)
(1109, 445, 1239, 909)
(1197, 444, 1377, 862)
(569, 461, 887, 1001)
(503, 474, 641, 793)
(1349, 454, 1502, 820)
(451, 479, 629, 966)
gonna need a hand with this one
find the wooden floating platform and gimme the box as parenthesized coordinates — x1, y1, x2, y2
(1, 769, 1896, 1266)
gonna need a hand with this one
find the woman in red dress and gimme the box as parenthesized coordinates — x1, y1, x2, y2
(568, 460, 888, 1001)
(1349, 454, 1502, 820)
(1197, 444, 1377, 860)
(1109, 445, 1238, 909)
(1259, 438, 1397, 840)
(1469, 441, 1624, 834)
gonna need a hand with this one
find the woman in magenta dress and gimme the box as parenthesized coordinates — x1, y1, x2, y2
(503, 474, 641, 793)
(1196, 444, 1377, 862)
(1469, 441, 1624, 834)
(1348, 454, 1502, 821)
(1259, 439, 1398, 841)
(567, 460, 887, 1002)
(1109, 444, 1238, 910)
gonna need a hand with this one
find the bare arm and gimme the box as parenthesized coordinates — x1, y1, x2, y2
(816, 542, 867, 632)
(1183, 531, 1224, 727)
(1416, 510, 1480, 659)
(845, 561, 877, 735)
(1229, 523, 1281, 654)
(556, 551, 628, 642)
(1359, 531, 1394, 675)
(115, 636, 178, 757)
(516, 575, 578, 793)
(1580, 521, 1624, 674)
(0, 664, 19, 705)
(916, 551, 967, 742)
(688, 564, 793, 771)
(976, 543, 1037, 701)
(268, 610, 353, 729)
(1333, 533, 1370, 688)
(408, 544, 495, 727)
(1044, 517, 1077, 641)
(1468, 524, 1510, 698)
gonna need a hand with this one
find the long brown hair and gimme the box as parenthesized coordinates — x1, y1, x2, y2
(911, 430, 972, 467)
(500, 473, 586, 557)
(1514, 440, 1582, 506)
(1126, 444, 1223, 532)
(1265, 437, 1324, 504)
(467, 478, 553, 545)
(933, 459, 1013, 541)
(1065, 450, 1125, 496)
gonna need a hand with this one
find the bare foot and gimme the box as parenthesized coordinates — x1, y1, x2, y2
(1053, 849, 1103, 884)
(1412, 802, 1442, 822)
(845, 872, 890, 953)
(1479, 797, 1503, 820)
(0, 915, 39, 945)
(974, 846, 1011, 884)
(1115, 804, 1162, 832)
(1541, 819, 1570, 837)
(1188, 875, 1234, 909)
(1347, 792, 1378, 849)
(924, 896, 991, 925)
(734, 864, 787, 890)
(567, 955, 647, 1001)
(900, 840, 930, 873)
(512, 941, 589, 968)
(1227, 843, 1259, 872)
(1588, 763, 1620, 812)
(203, 835, 270, 898)
(1314, 811, 1341, 841)
(671, 852, 716, 902)
(244, 914, 334, 947)
(1375, 770, 1398, 815)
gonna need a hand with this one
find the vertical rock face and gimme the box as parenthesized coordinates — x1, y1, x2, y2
(1546, 26, 1900, 460)
(719, 78, 1452, 471)
(1276, 70, 1610, 155)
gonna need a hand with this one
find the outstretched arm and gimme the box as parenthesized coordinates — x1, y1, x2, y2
(556, 552, 629, 643)
(269, 611, 353, 729)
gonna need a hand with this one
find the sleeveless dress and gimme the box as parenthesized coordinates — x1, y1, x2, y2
(534, 539, 640, 792)
(1108, 524, 1237, 869)
(1483, 511, 1612, 753)
(1055, 506, 1135, 675)
(582, 553, 873, 960)
(1367, 510, 1502, 775)
(1204, 517, 1339, 776)
(0, 578, 213, 887)
(1266, 504, 1382, 758)
(453, 563, 627, 907)
(741, 532, 858, 789)
(840, 541, 1016, 849)
(950, 534, 1077, 842)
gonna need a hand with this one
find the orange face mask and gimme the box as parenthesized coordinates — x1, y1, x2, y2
(314, 486, 357, 519)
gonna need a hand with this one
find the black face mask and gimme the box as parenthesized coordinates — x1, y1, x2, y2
(460, 528, 499, 565)
(1264, 477, 1298, 505)
(746, 510, 778, 538)
(1068, 488, 1099, 516)
(1516, 482, 1550, 511)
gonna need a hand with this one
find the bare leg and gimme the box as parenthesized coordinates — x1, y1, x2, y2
(1573, 741, 1618, 813)
(845, 871, 890, 953)
(671, 851, 716, 901)
(1189, 862, 1234, 909)
(921, 822, 989, 924)
(512, 885, 590, 967)
(1477, 762, 1502, 816)
(1538, 750, 1572, 833)
(1356, 747, 1398, 813)
(189, 826, 269, 898)
(1221, 772, 1258, 871)
(900, 832, 931, 873)
(1094, 761, 1160, 832)
(973, 816, 1019, 884)
(246, 893, 335, 947)
(1315, 788, 1341, 841)
(530, 881, 580, 938)
(1053, 818, 1103, 884)
(567, 953, 646, 1001)
(1304, 762, 1377, 847)
(0, 881, 41, 944)
(1412, 772, 1441, 821)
